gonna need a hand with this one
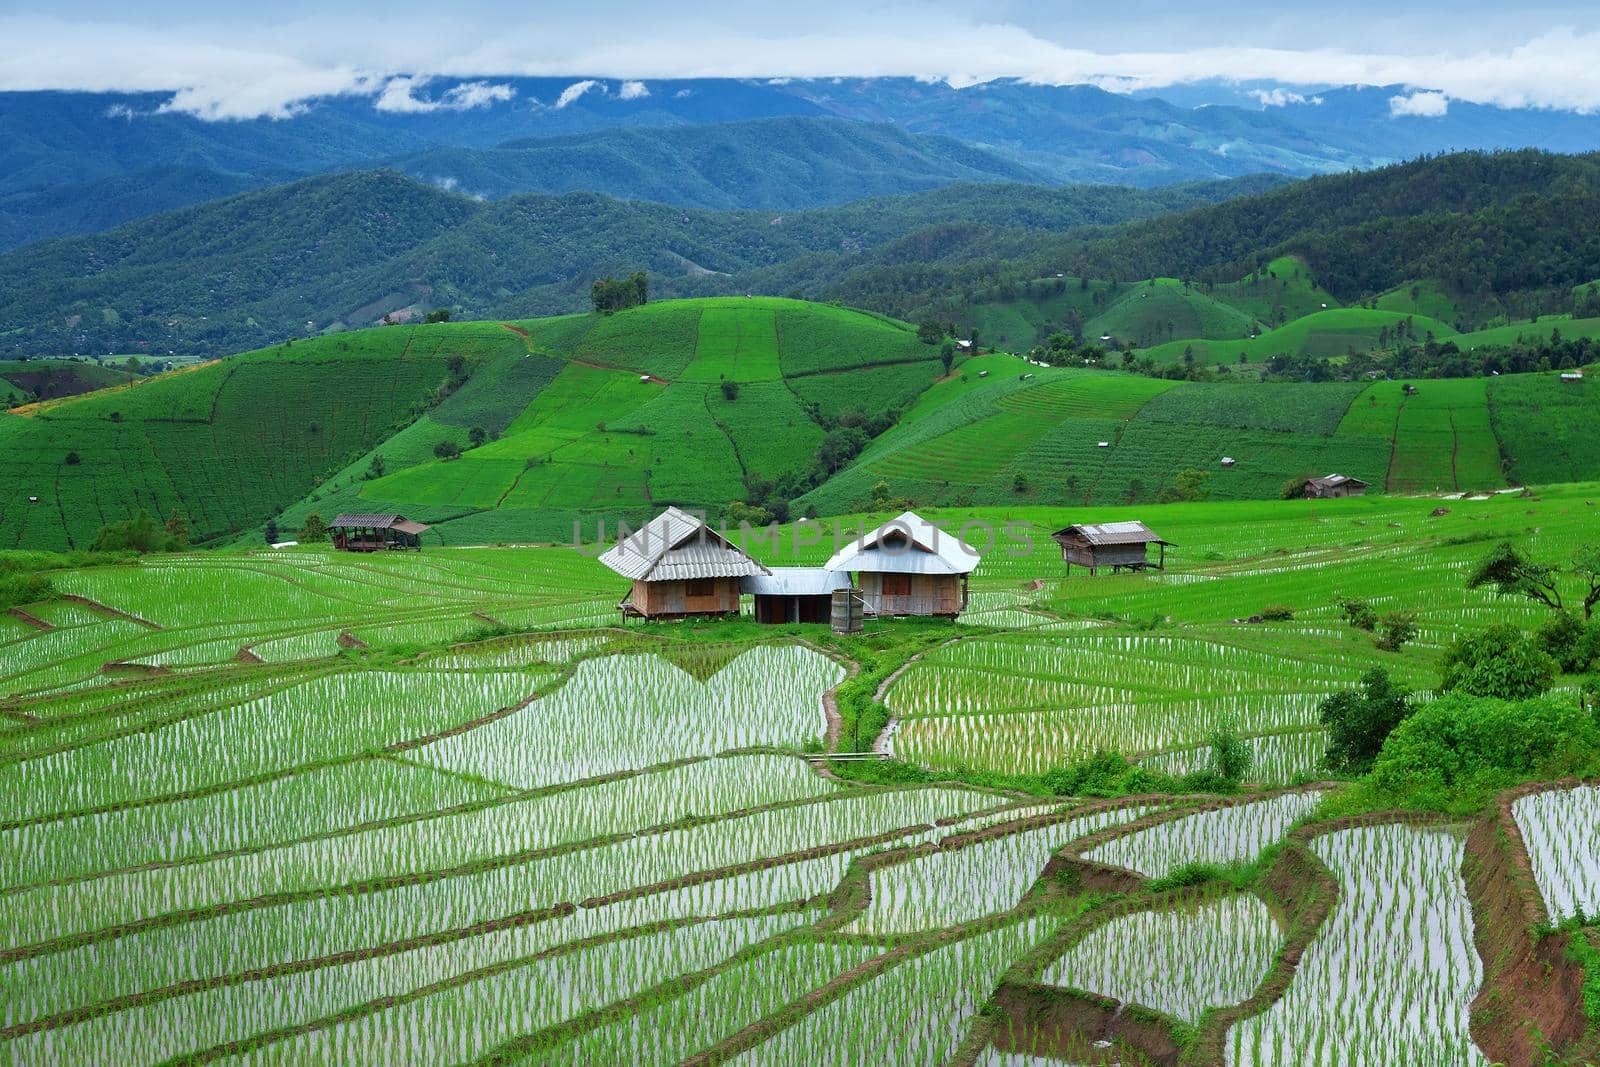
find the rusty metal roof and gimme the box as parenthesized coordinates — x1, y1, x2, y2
(598, 507, 769, 581)
(742, 568, 852, 596)
(1052, 520, 1170, 546)
(825, 511, 980, 575)
(331, 513, 418, 530)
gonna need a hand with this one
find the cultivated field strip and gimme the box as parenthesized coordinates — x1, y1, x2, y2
(1225, 823, 1489, 1066)
(1083, 791, 1324, 879)
(1512, 783, 1600, 923)
(1042, 890, 1282, 1024)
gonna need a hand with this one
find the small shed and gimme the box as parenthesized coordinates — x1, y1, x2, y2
(1303, 474, 1368, 499)
(329, 514, 430, 552)
(599, 507, 768, 621)
(825, 511, 978, 618)
(1051, 520, 1170, 575)
(1220, 456, 1236, 468)
(1560, 370, 1584, 382)
(743, 568, 851, 624)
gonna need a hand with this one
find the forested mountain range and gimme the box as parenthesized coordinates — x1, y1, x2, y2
(8, 75, 1600, 250)
(0, 172, 1283, 356)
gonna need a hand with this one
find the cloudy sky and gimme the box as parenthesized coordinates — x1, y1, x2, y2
(5, 1, 1600, 119)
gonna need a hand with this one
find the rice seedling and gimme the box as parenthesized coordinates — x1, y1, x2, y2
(1083, 792, 1323, 879)
(844, 806, 1152, 934)
(1512, 784, 1600, 923)
(1225, 823, 1488, 1066)
(1042, 891, 1281, 1023)
(733, 918, 1059, 1065)
(413, 646, 843, 788)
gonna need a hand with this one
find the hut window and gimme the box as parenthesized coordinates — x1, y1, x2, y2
(881, 573, 911, 597)
(686, 578, 716, 598)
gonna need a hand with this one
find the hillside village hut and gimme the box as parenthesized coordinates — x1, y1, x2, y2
(1052, 521, 1170, 575)
(824, 511, 978, 618)
(743, 568, 852, 624)
(599, 507, 769, 621)
(1302, 474, 1368, 499)
(329, 514, 430, 552)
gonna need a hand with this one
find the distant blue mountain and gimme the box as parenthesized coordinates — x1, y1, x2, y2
(5, 76, 1600, 248)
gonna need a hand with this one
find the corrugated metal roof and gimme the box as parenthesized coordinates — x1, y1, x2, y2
(825, 511, 980, 575)
(391, 519, 431, 535)
(331, 514, 410, 529)
(742, 568, 852, 596)
(1052, 520, 1170, 546)
(1306, 474, 1367, 489)
(598, 507, 769, 581)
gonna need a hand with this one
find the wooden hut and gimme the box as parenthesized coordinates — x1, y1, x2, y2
(329, 513, 430, 552)
(743, 568, 851, 624)
(599, 507, 768, 621)
(1051, 520, 1169, 575)
(1302, 474, 1368, 499)
(825, 511, 978, 618)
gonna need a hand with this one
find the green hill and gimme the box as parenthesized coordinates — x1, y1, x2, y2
(6, 296, 1598, 552)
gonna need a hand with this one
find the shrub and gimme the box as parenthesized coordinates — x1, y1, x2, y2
(299, 513, 328, 543)
(1258, 604, 1294, 621)
(89, 510, 182, 554)
(1207, 724, 1253, 783)
(64, 451, 81, 466)
(1375, 610, 1419, 652)
(1537, 612, 1596, 674)
(468, 427, 488, 449)
(1440, 623, 1557, 699)
(433, 439, 462, 460)
(0, 571, 54, 613)
(1339, 596, 1377, 631)
(1366, 693, 1600, 811)
(264, 519, 279, 545)
(720, 381, 739, 401)
(1320, 668, 1412, 775)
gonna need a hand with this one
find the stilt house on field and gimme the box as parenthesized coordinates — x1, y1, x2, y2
(1302, 474, 1368, 499)
(743, 568, 852, 624)
(600, 507, 769, 620)
(1052, 520, 1169, 575)
(825, 511, 978, 618)
(329, 514, 431, 552)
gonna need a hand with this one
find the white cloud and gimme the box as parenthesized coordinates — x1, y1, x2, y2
(617, 79, 649, 100)
(554, 78, 601, 108)
(104, 102, 138, 119)
(375, 75, 515, 112)
(1389, 89, 1449, 116)
(1248, 88, 1323, 107)
(6, 11, 1600, 120)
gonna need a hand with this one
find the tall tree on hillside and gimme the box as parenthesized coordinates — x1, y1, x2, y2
(591, 272, 649, 315)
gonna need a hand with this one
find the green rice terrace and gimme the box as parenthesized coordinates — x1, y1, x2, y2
(2, 483, 1599, 1064)
(3, 295, 1599, 553)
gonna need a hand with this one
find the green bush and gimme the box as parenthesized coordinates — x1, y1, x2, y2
(1339, 596, 1378, 631)
(1375, 610, 1419, 651)
(1440, 623, 1557, 699)
(1537, 612, 1598, 674)
(1320, 668, 1412, 775)
(1258, 604, 1294, 621)
(89, 510, 183, 554)
(1365, 692, 1600, 811)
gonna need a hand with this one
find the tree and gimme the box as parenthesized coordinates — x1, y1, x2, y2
(1320, 668, 1412, 774)
(916, 321, 943, 345)
(90, 510, 180, 553)
(591, 272, 649, 314)
(720, 380, 739, 401)
(1375, 611, 1418, 651)
(1012, 472, 1030, 494)
(264, 518, 279, 545)
(434, 439, 462, 460)
(1467, 541, 1565, 612)
(468, 426, 488, 448)
(299, 512, 328, 543)
(1535, 612, 1597, 673)
(424, 308, 452, 323)
(1338, 596, 1378, 631)
(1159, 468, 1210, 503)
(364, 454, 386, 480)
(65, 451, 81, 466)
(1440, 624, 1557, 700)
(940, 341, 956, 374)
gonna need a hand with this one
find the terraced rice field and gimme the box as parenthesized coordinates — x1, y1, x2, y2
(2, 486, 1598, 1063)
